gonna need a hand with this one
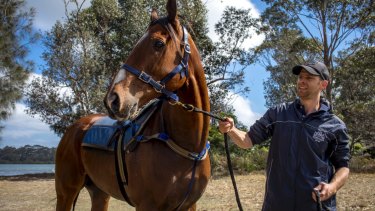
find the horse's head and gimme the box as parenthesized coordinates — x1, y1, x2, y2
(104, 0, 192, 120)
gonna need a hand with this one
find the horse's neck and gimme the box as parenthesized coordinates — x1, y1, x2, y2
(148, 48, 209, 153)
(163, 74, 210, 153)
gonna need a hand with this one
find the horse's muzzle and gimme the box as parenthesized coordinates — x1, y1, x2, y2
(104, 91, 139, 121)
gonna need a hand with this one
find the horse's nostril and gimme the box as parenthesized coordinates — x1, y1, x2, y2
(109, 93, 120, 112)
(103, 92, 121, 119)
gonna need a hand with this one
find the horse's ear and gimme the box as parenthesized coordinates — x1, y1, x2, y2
(166, 0, 177, 24)
(151, 8, 159, 22)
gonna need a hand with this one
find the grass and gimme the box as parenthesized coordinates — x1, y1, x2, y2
(1, 172, 374, 210)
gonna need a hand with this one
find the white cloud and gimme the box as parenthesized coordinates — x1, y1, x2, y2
(0, 73, 64, 148)
(230, 93, 261, 127)
(25, 0, 90, 31)
(1, 103, 60, 148)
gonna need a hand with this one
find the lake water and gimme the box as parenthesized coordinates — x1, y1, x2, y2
(0, 164, 55, 176)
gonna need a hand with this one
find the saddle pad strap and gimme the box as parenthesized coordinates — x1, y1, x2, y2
(136, 133, 209, 161)
(114, 131, 134, 206)
(166, 140, 208, 161)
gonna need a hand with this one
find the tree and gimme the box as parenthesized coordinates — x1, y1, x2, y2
(26, 0, 123, 135)
(26, 0, 258, 135)
(117, 0, 214, 63)
(205, 7, 258, 115)
(0, 0, 38, 135)
(258, 0, 374, 106)
(258, 28, 321, 107)
(335, 44, 375, 154)
(257, 0, 375, 153)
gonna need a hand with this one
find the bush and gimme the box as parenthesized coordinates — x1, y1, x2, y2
(349, 155, 375, 173)
(232, 146, 268, 173)
(209, 144, 268, 176)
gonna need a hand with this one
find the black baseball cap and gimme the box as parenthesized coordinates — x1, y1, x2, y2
(292, 61, 330, 81)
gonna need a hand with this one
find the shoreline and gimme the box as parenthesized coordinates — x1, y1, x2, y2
(0, 173, 54, 181)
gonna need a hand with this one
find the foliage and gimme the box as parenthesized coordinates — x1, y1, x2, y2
(205, 7, 257, 114)
(257, 28, 321, 107)
(335, 45, 375, 155)
(208, 124, 268, 176)
(210, 143, 269, 176)
(349, 155, 375, 173)
(26, 0, 123, 135)
(0, 145, 56, 164)
(0, 0, 39, 135)
(25, 0, 122, 135)
(256, 0, 375, 154)
(257, 0, 374, 105)
(25, 0, 257, 135)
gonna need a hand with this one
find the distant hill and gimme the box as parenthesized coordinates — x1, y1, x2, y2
(0, 145, 56, 164)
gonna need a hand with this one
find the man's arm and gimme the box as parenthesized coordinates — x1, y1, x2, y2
(218, 118, 253, 149)
(313, 167, 350, 201)
(314, 122, 351, 201)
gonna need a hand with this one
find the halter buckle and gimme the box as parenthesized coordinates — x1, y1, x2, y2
(154, 82, 165, 93)
(139, 72, 151, 83)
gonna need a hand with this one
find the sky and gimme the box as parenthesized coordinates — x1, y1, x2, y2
(0, 0, 269, 148)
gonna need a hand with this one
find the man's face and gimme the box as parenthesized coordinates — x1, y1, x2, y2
(297, 69, 328, 100)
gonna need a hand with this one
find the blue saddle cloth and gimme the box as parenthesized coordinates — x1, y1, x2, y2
(82, 99, 162, 151)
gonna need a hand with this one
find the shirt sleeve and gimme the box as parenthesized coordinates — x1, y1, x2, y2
(247, 107, 276, 145)
(330, 124, 351, 169)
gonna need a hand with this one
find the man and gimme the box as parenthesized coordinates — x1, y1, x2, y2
(219, 61, 350, 211)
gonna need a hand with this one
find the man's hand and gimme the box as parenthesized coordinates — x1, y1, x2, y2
(312, 167, 350, 202)
(218, 117, 234, 133)
(312, 182, 337, 202)
(218, 118, 253, 149)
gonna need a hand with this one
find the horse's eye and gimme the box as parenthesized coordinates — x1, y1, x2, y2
(154, 40, 165, 50)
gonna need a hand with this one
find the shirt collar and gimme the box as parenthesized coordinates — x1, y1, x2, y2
(295, 97, 331, 115)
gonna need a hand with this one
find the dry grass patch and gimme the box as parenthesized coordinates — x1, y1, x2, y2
(0, 172, 374, 210)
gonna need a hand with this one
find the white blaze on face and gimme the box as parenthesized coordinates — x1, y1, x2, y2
(112, 32, 149, 85)
(113, 68, 126, 85)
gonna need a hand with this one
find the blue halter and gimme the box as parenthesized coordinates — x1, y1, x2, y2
(120, 25, 190, 102)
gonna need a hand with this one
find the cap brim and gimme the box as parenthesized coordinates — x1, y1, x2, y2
(292, 65, 320, 76)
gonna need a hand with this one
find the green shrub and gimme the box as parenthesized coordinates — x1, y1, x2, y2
(209, 144, 268, 176)
(349, 155, 375, 173)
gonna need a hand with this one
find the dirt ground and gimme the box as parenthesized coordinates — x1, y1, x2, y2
(0, 172, 374, 210)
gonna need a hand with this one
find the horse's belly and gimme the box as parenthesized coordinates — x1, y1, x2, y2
(81, 147, 124, 200)
(124, 142, 211, 209)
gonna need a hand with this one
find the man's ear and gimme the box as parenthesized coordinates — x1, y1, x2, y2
(321, 80, 329, 90)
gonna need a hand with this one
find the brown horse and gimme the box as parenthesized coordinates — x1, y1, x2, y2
(55, 0, 211, 210)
